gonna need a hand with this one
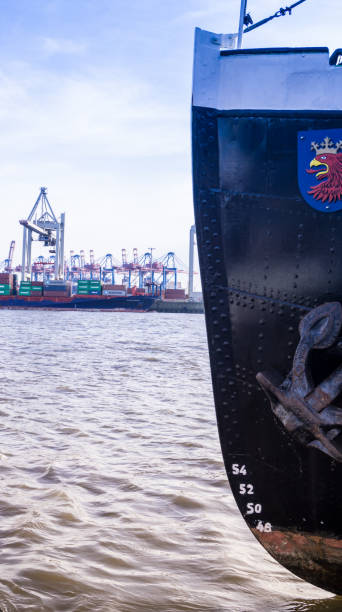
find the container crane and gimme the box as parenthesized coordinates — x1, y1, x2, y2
(0, 240, 16, 272)
(100, 253, 116, 284)
(85, 249, 100, 279)
(20, 187, 65, 281)
(6, 240, 15, 271)
(121, 249, 127, 267)
(161, 251, 177, 289)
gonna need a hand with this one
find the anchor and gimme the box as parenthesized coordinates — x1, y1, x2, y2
(257, 302, 342, 462)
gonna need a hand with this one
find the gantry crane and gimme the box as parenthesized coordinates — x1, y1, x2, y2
(20, 187, 65, 281)
(0, 241, 15, 272)
(100, 253, 117, 284)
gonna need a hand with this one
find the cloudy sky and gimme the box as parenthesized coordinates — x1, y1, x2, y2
(0, 0, 340, 275)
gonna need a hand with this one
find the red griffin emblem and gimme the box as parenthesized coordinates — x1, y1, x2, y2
(306, 137, 342, 203)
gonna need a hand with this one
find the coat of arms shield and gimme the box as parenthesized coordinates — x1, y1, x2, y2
(298, 128, 342, 212)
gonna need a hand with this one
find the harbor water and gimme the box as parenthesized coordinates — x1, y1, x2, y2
(0, 311, 340, 612)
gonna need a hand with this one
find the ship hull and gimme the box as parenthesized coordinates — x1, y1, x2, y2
(192, 31, 342, 594)
(0, 295, 156, 311)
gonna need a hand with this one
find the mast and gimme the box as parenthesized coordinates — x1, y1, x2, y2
(237, 0, 247, 49)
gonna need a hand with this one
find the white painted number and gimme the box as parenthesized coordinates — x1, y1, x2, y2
(239, 483, 254, 495)
(256, 521, 272, 533)
(232, 464, 247, 475)
(246, 503, 262, 515)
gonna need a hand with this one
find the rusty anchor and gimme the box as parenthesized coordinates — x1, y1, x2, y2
(256, 302, 342, 462)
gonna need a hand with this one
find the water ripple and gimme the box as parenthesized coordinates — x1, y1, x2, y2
(0, 311, 337, 611)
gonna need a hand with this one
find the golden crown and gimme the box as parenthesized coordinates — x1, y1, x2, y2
(311, 136, 342, 155)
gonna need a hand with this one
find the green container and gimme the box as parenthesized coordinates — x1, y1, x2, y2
(0, 290, 10, 295)
(20, 281, 32, 286)
(0, 284, 10, 290)
(31, 286, 43, 291)
(19, 291, 31, 296)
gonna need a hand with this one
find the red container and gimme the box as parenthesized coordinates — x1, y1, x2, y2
(103, 284, 126, 290)
(43, 291, 70, 297)
(0, 274, 13, 286)
(165, 289, 186, 299)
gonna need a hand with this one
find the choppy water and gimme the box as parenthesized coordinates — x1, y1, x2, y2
(0, 311, 340, 611)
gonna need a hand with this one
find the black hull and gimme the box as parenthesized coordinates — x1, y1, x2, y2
(192, 35, 342, 594)
(0, 295, 156, 311)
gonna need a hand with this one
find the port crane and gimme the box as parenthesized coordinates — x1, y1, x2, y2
(64, 247, 189, 293)
(100, 254, 117, 284)
(20, 187, 65, 281)
(0, 240, 15, 272)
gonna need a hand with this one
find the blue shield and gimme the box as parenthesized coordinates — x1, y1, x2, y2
(297, 128, 342, 213)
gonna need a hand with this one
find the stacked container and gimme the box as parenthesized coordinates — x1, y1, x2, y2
(43, 280, 70, 297)
(19, 280, 32, 296)
(31, 281, 43, 296)
(0, 273, 13, 295)
(102, 284, 126, 296)
(164, 288, 186, 299)
(77, 280, 91, 295)
(76, 280, 102, 295)
(89, 280, 102, 295)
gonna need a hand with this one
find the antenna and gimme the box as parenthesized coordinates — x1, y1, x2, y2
(243, 0, 308, 35)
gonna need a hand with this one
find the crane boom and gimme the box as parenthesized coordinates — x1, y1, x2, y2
(7, 241, 15, 270)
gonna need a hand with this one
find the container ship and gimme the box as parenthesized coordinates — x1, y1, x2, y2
(0, 273, 188, 311)
(2, 186, 199, 312)
(192, 12, 342, 599)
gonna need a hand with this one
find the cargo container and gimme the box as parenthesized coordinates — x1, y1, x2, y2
(103, 290, 126, 296)
(42, 291, 70, 297)
(103, 284, 125, 291)
(0, 274, 13, 287)
(164, 289, 186, 299)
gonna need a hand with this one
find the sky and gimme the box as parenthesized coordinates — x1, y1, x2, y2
(0, 0, 341, 279)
